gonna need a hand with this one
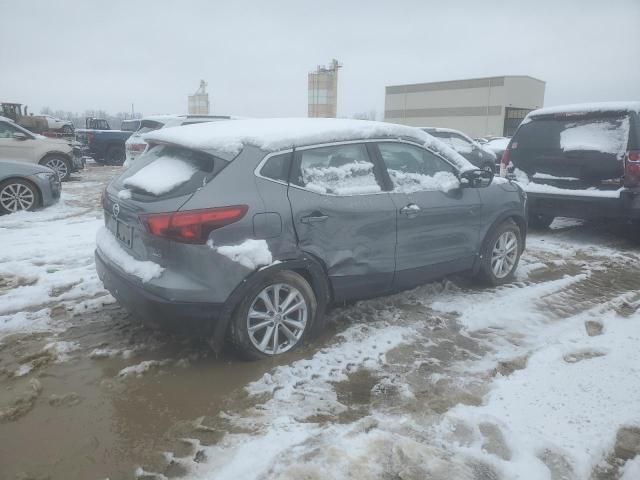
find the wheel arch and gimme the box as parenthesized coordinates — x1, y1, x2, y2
(39, 151, 72, 164)
(474, 210, 527, 274)
(210, 253, 332, 352)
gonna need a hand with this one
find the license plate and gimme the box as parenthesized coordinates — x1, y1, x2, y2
(115, 219, 133, 248)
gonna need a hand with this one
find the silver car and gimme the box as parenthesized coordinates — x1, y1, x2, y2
(96, 119, 527, 359)
(0, 160, 61, 214)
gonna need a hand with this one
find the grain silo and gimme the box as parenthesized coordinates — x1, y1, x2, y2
(308, 59, 341, 118)
(188, 80, 210, 115)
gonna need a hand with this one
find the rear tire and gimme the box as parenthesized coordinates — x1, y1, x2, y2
(528, 214, 554, 230)
(477, 220, 522, 286)
(105, 146, 125, 165)
(0, 179, 39, 214)
(229, 270, 317, 360)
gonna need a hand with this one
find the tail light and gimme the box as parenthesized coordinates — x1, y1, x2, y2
(127, 143, 146, 153)
(500, 149, 511, 177)
(623, 150, 640, 188)
(139, 205, 248, 244)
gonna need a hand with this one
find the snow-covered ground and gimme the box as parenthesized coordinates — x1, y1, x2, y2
(1, 163, 639, 480)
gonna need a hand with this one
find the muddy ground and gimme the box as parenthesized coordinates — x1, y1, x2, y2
(0, 163, 639, 480)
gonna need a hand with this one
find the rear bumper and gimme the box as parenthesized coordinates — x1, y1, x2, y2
(95, 249, 223, 325)
(527, 190, 640, 220)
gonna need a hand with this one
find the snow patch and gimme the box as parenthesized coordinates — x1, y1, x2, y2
(123, 155, 198, 195)
(96, 227, 164, 282)
(144, 118, 476, 173)
(388, 170, 459, 193)
(560, 117, 629, 157)
(117, 189, 132, 200)
(216, 239, 272, 270)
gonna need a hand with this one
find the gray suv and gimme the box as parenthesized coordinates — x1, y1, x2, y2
(95, 119, 527, 359)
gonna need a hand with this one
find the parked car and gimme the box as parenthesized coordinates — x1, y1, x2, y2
(75, 118, 134, 165)
(0, 116, 83, 180)
(483, 137, 511, 161)
(124, 114, 232, 165)
(421, 127, 497, 173)
(42, 115, 74, 134)
(96, 119, 527, 359)
(501, 101, 640, 228)
(0, 159, 61, 214)
(120, 119, 141, 132)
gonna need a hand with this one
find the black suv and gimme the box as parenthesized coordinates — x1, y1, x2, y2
(501, 102, 640, 228)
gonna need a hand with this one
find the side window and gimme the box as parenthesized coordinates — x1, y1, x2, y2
(260, 152, 292, 183)
(294, 144, 381, 195)
(378, 142, 459, 193)
(0, 121, 21, 139)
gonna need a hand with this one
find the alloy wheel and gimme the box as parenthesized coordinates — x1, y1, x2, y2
(0, 183, 35, 212)
(45, 158, 68, 180)
(491, 231, 518, 278)
(246, 283, 308, 355)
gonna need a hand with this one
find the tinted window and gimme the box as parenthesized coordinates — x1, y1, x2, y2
(294, 144, 381, 195)
(115, 145, 227, 200)
(260, 152, 291, 182)
(120, 120, 139, 132)
(137, 120, 165, 134)
(378, 142, 459, 193)
(515, 114, 630, 155)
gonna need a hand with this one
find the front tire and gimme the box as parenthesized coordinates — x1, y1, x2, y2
(478, 220, 522, 286)
(230, 270, 317, 360)
(0, 179, 39, 214)
(40, 156, 70, 181)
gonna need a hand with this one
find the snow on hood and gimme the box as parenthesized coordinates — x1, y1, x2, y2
(527, 101, 640, 118)
(144, 118, 476, 172)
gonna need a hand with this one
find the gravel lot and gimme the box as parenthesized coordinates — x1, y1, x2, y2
(1, 162, 639, 480)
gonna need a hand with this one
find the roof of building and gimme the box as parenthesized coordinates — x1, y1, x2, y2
(386, 75, 545, 94)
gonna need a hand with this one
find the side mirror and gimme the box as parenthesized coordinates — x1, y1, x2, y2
(460, 168, 493, 188)
(13, 132, 28, 141)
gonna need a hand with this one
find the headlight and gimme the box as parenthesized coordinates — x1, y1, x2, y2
(35, 172, 58, 182)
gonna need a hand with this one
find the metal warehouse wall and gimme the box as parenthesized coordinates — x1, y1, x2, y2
(384, 75, 545, 138)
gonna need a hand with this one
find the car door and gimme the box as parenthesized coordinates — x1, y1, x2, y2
(287, 142, 397, 301)
(0, 121, 35, 161)
(373, 141, 483, 290)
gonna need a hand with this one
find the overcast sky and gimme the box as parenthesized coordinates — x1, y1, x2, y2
(1, 0, 638, 119)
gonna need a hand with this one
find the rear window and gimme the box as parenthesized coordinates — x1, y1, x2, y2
(515, 113, 631, 158)
(120, 120, 140, 132)
(136, 120, 165, 135)
(115, 145, 227, 200)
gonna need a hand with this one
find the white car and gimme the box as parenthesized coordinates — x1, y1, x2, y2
(124, 114, 232, 166)
(0, 116, 80, 180)
(42, 115, 74, 133)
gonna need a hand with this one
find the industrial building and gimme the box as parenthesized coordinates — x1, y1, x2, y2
(188, 80, 210, 115)
(308, 59, 341, 118)
(384, 75, 545, 138)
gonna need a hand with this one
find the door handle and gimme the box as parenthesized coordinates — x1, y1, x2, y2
(400, 204, 420, 217)
(300, 213, 329, 224)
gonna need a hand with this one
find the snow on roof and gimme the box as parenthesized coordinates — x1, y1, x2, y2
(144, 118, 475, 171)
(528, 101, 640, 118)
